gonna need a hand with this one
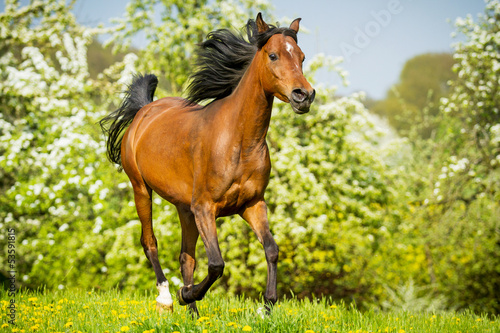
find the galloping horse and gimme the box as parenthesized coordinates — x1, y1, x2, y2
(100, 13, 315, 315)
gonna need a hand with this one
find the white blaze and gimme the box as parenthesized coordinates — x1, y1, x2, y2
(286, 42, 294, 57)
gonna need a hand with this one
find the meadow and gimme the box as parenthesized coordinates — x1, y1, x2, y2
(1, 289, 498, 333)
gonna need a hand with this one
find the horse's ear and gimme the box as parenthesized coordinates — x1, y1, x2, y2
(256, 12, 269, 33)
(289, 18, 301, 33)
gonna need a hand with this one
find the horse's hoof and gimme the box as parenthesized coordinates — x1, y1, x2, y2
(177, 287, 188, 306)
(156, 301, 173, 314)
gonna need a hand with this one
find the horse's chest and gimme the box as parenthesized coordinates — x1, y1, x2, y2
(216, 162, 270, 216)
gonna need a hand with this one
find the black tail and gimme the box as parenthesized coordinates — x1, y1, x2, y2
(99, 73, 158, 166)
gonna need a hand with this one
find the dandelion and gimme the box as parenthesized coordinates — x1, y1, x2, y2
(305, 330, 315, 333)
(64, 322, 73, 328)
(197, 316, 210, 322)
(242, 325, 252, 331)
(1, 324, 8, 328)
(227, 322, 237, 327)
(120, 326, 130, 332)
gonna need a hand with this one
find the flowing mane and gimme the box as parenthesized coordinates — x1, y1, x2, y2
(186, 18, 298, 105)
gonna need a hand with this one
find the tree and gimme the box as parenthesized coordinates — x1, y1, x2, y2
(371, 53, 456, 138)
(393, 0, 500, 313)
(107, 0, 272, 95)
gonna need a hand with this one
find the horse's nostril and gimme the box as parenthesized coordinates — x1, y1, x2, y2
(291, 88, 307, 103)
(310, 89, 316, 103)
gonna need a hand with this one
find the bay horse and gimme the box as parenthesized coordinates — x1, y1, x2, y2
(100, 13, 315, 315)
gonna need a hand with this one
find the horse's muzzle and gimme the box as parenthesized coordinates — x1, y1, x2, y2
(290, 88, 316, 114)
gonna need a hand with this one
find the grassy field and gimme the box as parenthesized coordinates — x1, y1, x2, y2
(0, 288, 498, 333)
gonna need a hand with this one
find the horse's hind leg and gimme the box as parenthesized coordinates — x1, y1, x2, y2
(177, 207, 200, 316)
(133, 183, 173, 312)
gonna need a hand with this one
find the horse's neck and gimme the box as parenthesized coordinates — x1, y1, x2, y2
(225, 59, 273, 149)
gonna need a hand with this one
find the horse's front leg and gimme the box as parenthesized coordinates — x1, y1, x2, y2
(240, 199, 279, 310)
(178, 202, 225, 305)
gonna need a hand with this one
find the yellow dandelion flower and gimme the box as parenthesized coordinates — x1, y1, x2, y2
(1, 323, 8, 328)
(64, 322, 73, 328)
(197, 316, 210, 322)
(242, 325, 252, 331)
(202, 330, 208, 333)
(172, 331, 180, 333)
(305, 330, 315, 333)
(227, 322, 236, 327)
(29, 325, 39, 331)
(399, 330, 406, 333)
(119, 313, 128, 319)
(28, 297, 38, 302)
(120, 326, 130, 332)
(330, 305, 337, 309)
(476, 318, 482, 322)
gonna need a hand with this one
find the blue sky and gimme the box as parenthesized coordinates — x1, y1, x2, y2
(4, 0, 487, 99)
(271, 0, 486, 99)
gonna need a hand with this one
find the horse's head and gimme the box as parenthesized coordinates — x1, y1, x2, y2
(256, 13, 315, 114)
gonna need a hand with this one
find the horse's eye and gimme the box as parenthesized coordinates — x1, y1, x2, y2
(269, 53, 278, 61)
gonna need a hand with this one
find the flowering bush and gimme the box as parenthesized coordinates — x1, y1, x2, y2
(0, 0, 139, 289)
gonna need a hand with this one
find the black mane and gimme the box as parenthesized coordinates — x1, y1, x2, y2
(186, 18, 298, 105)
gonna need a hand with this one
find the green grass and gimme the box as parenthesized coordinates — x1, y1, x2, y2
(0, 288, 498, 333)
